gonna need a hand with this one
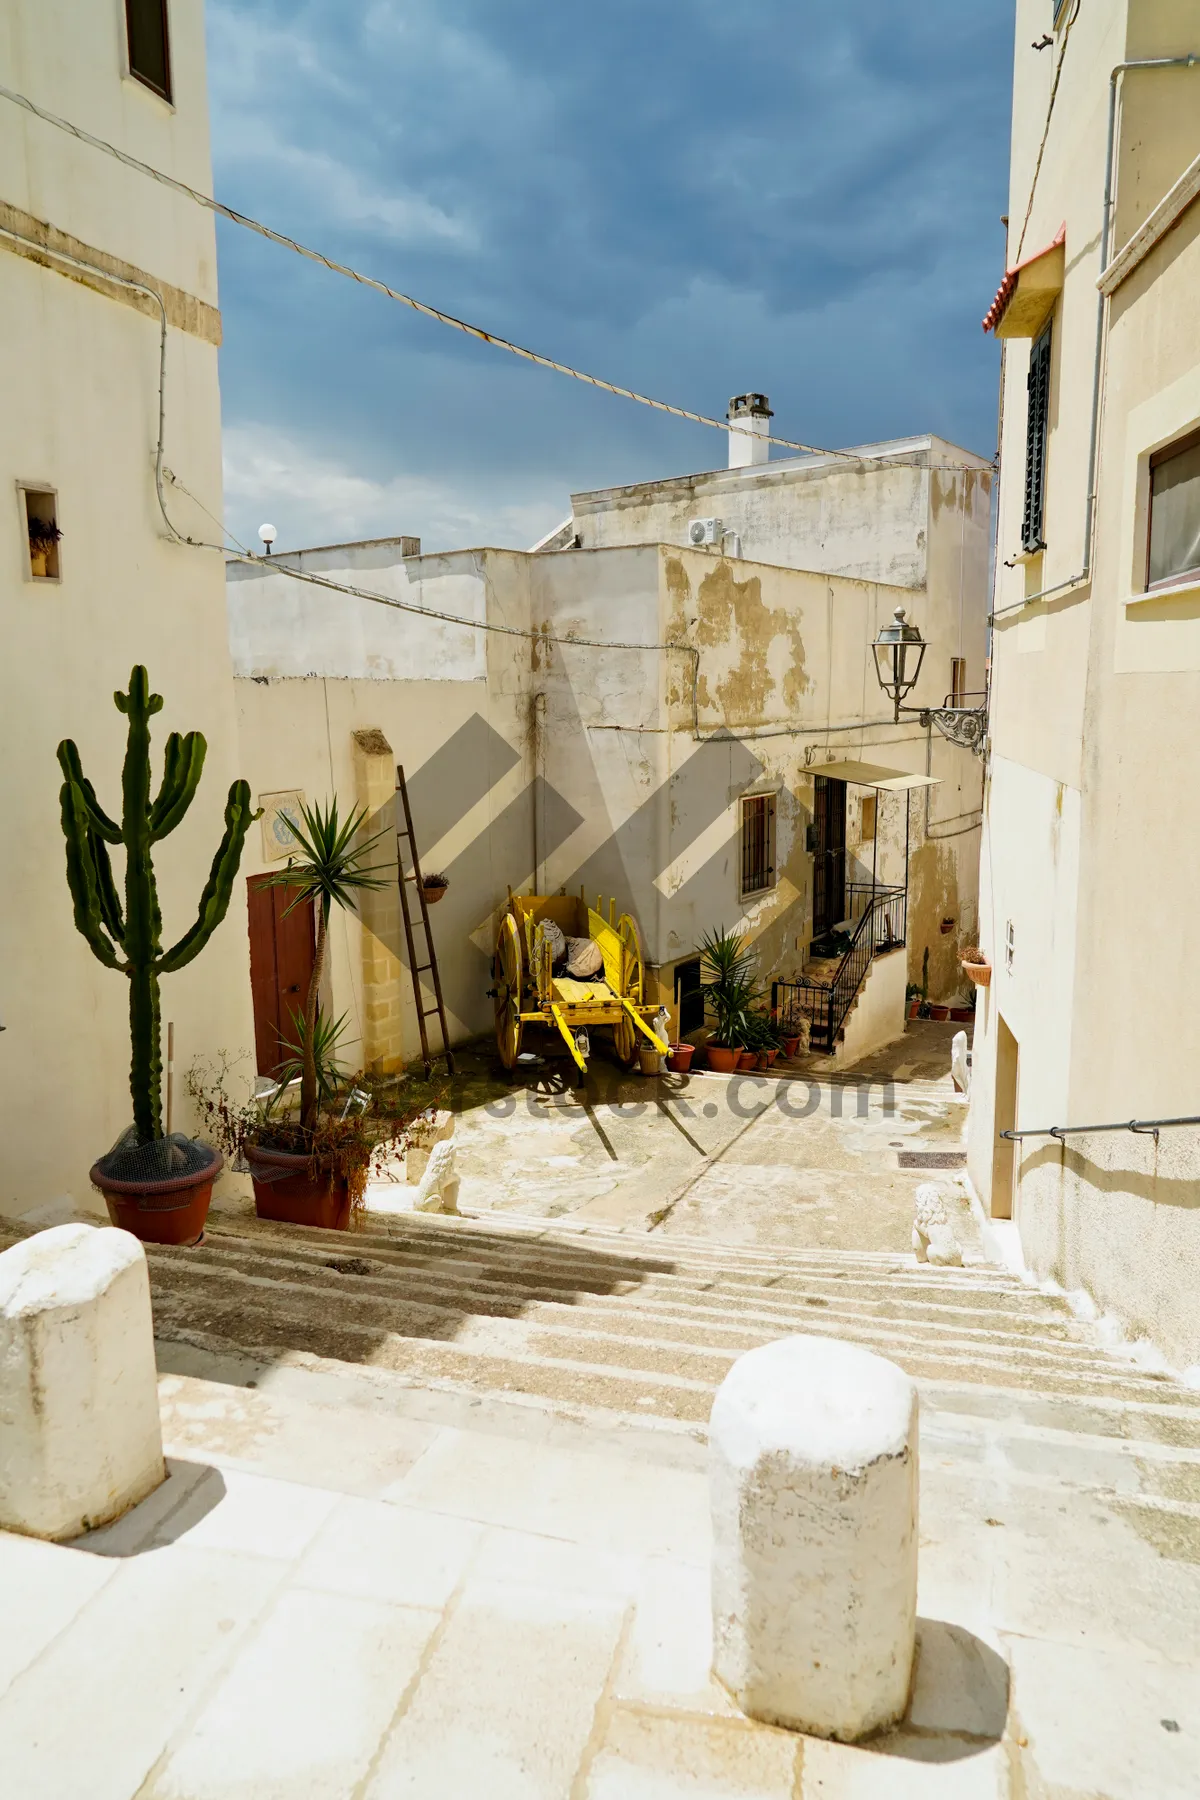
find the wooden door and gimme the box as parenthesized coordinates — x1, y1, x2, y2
(812, 776, 847, 936)
(247, 876, 316, 1077)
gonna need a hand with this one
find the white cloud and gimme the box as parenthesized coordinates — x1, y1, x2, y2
(222, 421, 563, 555)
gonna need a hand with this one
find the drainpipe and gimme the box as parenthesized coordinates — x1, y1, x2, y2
(999, 54, 1199, 619)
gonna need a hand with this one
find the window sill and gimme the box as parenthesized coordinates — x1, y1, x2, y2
(1125, 576, 1200, 612)
(122, 73, 175, 115)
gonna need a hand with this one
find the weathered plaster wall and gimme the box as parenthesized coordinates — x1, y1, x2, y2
(570, 436, 990, 590)
(0, 2, 253, 1215)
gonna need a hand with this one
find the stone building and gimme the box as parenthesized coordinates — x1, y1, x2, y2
(967, 0, 1200, 1366)
(228, 418, 991, 1077)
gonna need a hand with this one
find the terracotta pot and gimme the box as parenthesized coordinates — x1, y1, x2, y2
(929, 1005, 951, 1022)
(90, 1146, 222, 1247)
(962, 960, 991, 987)
(950, 1006, 975, 1023)
(706, 1045, 740, 1074)
(667, 1042, 695, 1072)
(781, 1036, 801, 1059)
(738, 1051, 758, 1071)
(247, 1141, 352, 1230)
(908, 1000, 920, 1019)
(765, 1048, 779, 1066)
(420, 882, 448, 906)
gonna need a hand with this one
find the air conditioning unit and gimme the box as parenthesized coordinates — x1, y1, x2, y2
(688, 517, 723, 546)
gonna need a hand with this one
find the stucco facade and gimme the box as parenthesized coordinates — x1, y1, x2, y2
(0, 4, 253, 1213)
(968, 0, 1200, 1368)
(229, 441, 989, 1075)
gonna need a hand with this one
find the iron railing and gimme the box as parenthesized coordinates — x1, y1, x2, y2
(846, 882, 906, 951)
(774, 887, 906, 1054)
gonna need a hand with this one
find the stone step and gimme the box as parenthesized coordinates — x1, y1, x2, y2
(144, 1243, 1166, 1391)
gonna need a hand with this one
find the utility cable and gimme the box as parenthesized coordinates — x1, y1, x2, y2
(0, 80, 988, 473)
(3, 218, 953, 758)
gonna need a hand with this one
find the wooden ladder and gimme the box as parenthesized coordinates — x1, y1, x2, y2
(394, 764, 455, 1078)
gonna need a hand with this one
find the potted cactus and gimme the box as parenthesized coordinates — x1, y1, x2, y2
(58, 668, 255, 1244)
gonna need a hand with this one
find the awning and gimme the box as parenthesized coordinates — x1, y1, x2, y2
(982, 224, 1065, 337)
(803, 758, 940, 791)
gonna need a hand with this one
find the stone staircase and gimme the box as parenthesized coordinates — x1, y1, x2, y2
(6, 1206, 1192, 1512)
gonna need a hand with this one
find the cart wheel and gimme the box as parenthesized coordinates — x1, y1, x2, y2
(494, 912, 524, 1070)
(613, 913, 644, 1065)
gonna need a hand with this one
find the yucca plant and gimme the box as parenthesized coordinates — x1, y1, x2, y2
(260, 798, 388, 1131)
(57, 667, 254, 1144)
(270, 1007, 351, 1117)
(697, 926, 762, 1048)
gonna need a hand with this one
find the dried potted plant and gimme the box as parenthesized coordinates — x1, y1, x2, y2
(58, 667, 255, 1244)
(188, 1048, 432, 1234)
(419, 871, 449, 907)
(242, 798, 392, 1227)
(960, 946, 992, 987)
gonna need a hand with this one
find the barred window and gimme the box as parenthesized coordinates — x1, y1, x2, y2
(740, 793, 776, 899)
(1022, 322, 1052, 553)
(126, 0, 172, 102)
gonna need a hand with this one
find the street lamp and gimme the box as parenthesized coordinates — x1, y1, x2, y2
(872, 608, 927, 721)
(870, 607, 988, 754)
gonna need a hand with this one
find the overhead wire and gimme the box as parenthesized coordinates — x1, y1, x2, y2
(1, 170, 976, 759)
(0, 80, 989, 474)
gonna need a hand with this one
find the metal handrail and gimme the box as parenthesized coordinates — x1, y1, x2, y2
(1002, 1114, 1200, 1145)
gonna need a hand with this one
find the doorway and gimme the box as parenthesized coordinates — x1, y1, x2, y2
(247, 875, 316, 1077)
(990, 1012, 1019, 1220)
(812, 775, 847, 936)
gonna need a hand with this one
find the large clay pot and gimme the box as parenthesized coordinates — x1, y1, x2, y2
(962, 960, 991, 988)
(738, 1051, 758, 1071)
(247, 1142, 351, 1230)
(781, 1036, 801, 1059)
(667, 1042, 695, 1073)
(90, 1146, 222, 1247)
(706, 1045, 741, 1074)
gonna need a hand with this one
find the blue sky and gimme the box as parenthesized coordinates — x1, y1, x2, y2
(208, 2, 1013, 554)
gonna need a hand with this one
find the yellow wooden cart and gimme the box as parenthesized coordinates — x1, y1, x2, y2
(492, 887, 669, 1076)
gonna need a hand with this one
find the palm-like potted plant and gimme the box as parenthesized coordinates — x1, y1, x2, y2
(697, 927, 762, 1073)
(58, 667, 255, 1244)
(243, 798, 390, 1228)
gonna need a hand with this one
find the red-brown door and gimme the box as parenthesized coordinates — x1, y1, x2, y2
(247, 876, 316, 1077)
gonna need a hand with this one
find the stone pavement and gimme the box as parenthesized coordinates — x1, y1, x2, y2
(2, 1030, 1199, 1796)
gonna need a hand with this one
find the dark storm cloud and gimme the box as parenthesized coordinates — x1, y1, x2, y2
(207, 0, 1011, 552)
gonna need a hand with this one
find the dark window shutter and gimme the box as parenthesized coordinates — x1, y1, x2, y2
(1022, 323, 1052, 553)
(126, 0, 172, 102)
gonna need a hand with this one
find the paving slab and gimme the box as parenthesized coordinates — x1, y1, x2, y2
(364, 1579, 627, 1799)
(586, 1709, 802, 1798)
(0, 1544, 282, 1800)
(149, 1587, 440, 1800)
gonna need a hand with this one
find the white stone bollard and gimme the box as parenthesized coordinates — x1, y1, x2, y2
(0, 1224, 165, 1541)
(710, 1335, 919, 1741)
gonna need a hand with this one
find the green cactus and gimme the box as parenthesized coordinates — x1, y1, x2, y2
(57, 667, 255, 1144)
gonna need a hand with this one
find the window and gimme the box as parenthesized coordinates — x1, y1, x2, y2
(950, 657, 967, 707)
(126, 0, 172, 102)
(20, 486, 61, 581)
(673, 958, 704, 1036)
(1147, 427, 1200, 590)
(1022, 322, 1052, 553)
(740, 793, 776, 898)
(859, 795, 877, 843)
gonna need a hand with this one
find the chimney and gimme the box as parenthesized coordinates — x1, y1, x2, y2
(727, 393, 773, 468)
